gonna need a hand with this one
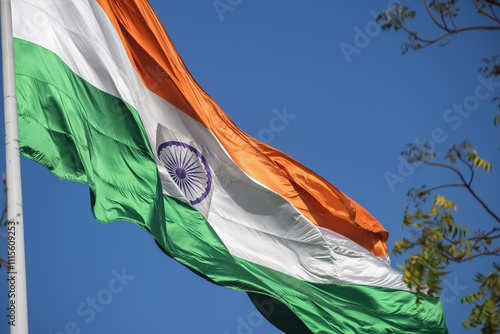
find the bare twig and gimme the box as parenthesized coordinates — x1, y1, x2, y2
(449, 14, 458, 29)
(402, 23, 500, 47)
(472, 227, 500, 241)
(488, 3, 500, 20)
(473, 0, 500, 24)
(464, 185, 500, 224)
(423, 160, 469, 184)
(422, 159, 500, 223)
(445, 247, 500, 262)
(486, 0, 500, 8)
(440, 11, 449, 30)
(419, 183, 465, 194)
(423, 0, 449, 30)
(456, 155, 475, 186)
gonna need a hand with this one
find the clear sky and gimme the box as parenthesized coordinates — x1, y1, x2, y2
(1, 1, 499, 333)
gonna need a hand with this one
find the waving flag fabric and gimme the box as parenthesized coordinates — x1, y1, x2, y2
(12, 0, 448, 332)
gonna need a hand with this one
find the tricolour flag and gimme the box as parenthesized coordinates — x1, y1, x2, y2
(12, 0, 448, 332)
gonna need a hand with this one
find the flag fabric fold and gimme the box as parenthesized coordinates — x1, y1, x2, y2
(12, 0, 448, 332)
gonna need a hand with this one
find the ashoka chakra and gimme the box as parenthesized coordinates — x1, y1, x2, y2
(157, 141, 212, 205)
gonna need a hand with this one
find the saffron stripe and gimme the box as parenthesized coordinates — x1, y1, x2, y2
(95, 0, 389, 258)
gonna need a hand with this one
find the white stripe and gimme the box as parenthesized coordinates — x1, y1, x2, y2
(13, 0, 407, 290)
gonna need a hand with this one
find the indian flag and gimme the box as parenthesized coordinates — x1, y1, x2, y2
(12, 0, 447, 332)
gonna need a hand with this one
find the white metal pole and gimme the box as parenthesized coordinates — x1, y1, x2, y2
(1, 0, 29, 333)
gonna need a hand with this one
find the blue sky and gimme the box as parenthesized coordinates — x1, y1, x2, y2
(1, 1, 499, 333)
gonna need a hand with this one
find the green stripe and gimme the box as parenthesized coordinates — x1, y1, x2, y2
(14, 38, 448, 333)
(15, 38, 159, 228)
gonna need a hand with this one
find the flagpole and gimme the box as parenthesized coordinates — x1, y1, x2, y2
(1, 0, 29, 333)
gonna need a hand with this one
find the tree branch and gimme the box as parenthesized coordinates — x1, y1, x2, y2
(422, 159, 500, 223)
(396, 1, 500, 50)
(403, 24, 500, 47)
(486, 0, 500, 8)
(439, 243, 500, 262)
(488, 3, 500, 21)
(440, 11, 449, 30)
(468, 161, 475, 186)
(422, 160, 469, 184)
(449, 14, 458, 29)
(419, 183, 465, 194)
(454, 247, 500, 262)
(423, 0, 449, 30)
(473, 0, 500, 24)
(465, 185, 500, 224)
(472, 227, 500, 241)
